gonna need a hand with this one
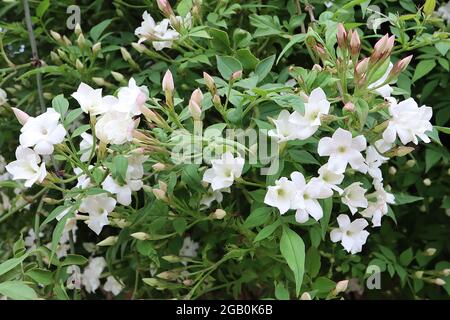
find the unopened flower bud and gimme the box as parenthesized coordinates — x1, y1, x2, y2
(11, 107, 30, 125)
(425, 247, 436, 256)
(312, 64, 322, 72)
(75, 59, 84, 71)
(188, 102, 202, 121)
(92, 42, 102, 55)
(334, 280, 349, 294)
(157, 0, 174, 18)
(111, 71, 125, 82)
(231, 70, 242, 81)
(183, 279, 193, 286)
(43, 92, 53, 100)
(355, 57, 370, 77)
(349, 30, 361, 57)
(313, 44, 327, 60)
(131, 42, 146, 53)
(74, 23, 82, 36)
(389, 166, 397, 175)
(97, 236, 118, 246)
(120, 47, 132, 62)
(203, 72, 216, 94)
(441, 269, 450, 277)
(153, 188, 168, 202)
(415, 271, 424, 279)
(406, 159, 416, 167)
(210, 208, 226, 220)
(159, 180, 168, 193)
(50, 51, 62, 64)
(157, 271, 177, 281)
(343, 102, 355, 112)
(42, 197, 59, 204)
(162, 69, 174, 93)
(434, 278, 446, 286)
(162, 255, 181, 263)
(92, 77, 106, 86)
(337, 23, 347, 49)
(300, 292, 312, 300)
(423, 178, 432, 186)
(50, 30, 61, 42)
(62, 35, 72, 46)
(76, 33, 85, 48)
(392, 55, 413, 76)
(213, 94, 221, 107)
(131, 232, 150, 240)
(152, 163, 166, 171)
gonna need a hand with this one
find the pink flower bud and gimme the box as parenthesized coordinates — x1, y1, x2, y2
(162, 69, 174, 93)
(231, 70, 242, 81)
(156, 0, 174, 17)
(374, 34, 389, 53)
(335, 280, 349, 294)
(203, 72, 216, 93)
(349, 30, 361, 56)
(337, 23, 347, 49)
(190, 88, 203, 106)
(12, 107, 30, 125)
(355, 57, 370, 77)
(343, 102, 355, 112)
(188, 101, 202, 121)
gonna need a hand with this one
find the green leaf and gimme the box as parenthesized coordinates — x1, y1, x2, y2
(277, 34, 306, 64)
(90, 19, 113, 42)
(71, 124, 90, 138)
(173, 218, 187, 235)
(393, 193, 423, 205)
(52, 94, 69, 117)
(243, 207, 272, 229)
(305, 247, 321, 278)
(288, 150, 320, 165)
(280, 226, 305, 297)
(412, 60, 436, 83)
(26, 269, 54, 285)
(64, 108, 83, 126)
(254, 220, 281, 242)
(255, 55, 275, 83)
(36, 0, 50, 18)
(320, 197, 333, 239)
(112, 155, 128, 184)
(275, 282, 290, 300)
(216, 55, 243, 79)
(209, 28, 231, 53)
(425, 148, 442, 172)
(41, 205, 72, 229)
(423, 0, 436, 15)
(0, 281, 37, 300)
(177, 0, 193, 16)
(435, 126, 450, 134)
(181, 165, 203, 192)
(399, 248, 414, 266)
(0, 253, 30, 277)
(50, 214, 72, 261)
(61, 254, 89, 267)
(235, 48, 260, 70)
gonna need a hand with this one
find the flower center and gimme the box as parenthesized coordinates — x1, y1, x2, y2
(338, 146, 347, 153)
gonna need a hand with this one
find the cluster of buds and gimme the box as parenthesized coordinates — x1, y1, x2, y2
(336, 23, 360, 59)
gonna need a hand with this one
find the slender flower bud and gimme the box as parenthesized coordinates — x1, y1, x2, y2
(343, 102, 355, 112)
(391, 55, 413, 76)
(43, 92, 53, 100)
(406, 159, 416, 167)
(120, 47, 132, 62)
(415, 271, 424, 279)
(153, 188, 168, 202)
(50, 30, 61, 42)
(111, 71, 125, 83)
(75, 59, 84, 71)
(11, 108, 30, 125)
(312, 64, 323, 71)
(50, 51, 62, 65)
(92, 77, 106, 86)
(355, 57, 370, 77)
(203, 72, 216, 94)
(190, 88, 203, 106)
(131, 42, 146, 53)
(92, 42, 102, 55)
(425, 247, 436, 256)
(442, 269, 450, 277)
(337, 23, 347, 49)
(157, 0, 174, 18)
(131, 232, 150, 240)
(374, 34, 389, 54)
(189, 88, 203, 121)
(313, 44, 327, 60)
(76, 33, 85, 48)
(213, 94, 221, 107)
(162, 69, 174, 93)
(434, 278, 446, 286)
(349, 30, 361, 57)
(159, 180, 168, 193)
(157, 271, 177, 281)
(389, 166, 397, 175)
(74, 23, 82, 36)
(334, 280, 349, 294)
(152, 163, 166, 171)
(97, 236, 118, 246)
(62, 35, 72, 46)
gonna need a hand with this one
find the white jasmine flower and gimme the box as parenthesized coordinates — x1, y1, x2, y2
(291, 171, 332, 223)
(19, 108, 66, 155)
(102, 175, 143, 206)
(268, 110, 299, 143)
(95, 111, 135, 145)
(5, 146, 47, 188)
(126, 153, 148, 180)
(82, 257, 106, 293)
(382, 98, 433, 145)
(173, 12, 193, 29)
(330, 214, 370, 254)
(290, 87, 330, 139)
(59, 218, 78, 243)
(316, 164, 344, 195)
(79, 133, 95, 162)
(0, 88, 7, 106)
(71, 83, 117, 115)
(103, 276, 124, 296)
(115, 78, 149, 116)
(179, 236, 199, 258)
(318, 128, 367, 174)
(202, 152, 245, 191)
(341, 182, 368, 214)
(264, 177, 296, 214)
(134, 12, 179, 50)
(79, 194, 116, 235)
(368, 62, 393, 97)
(361, 182, 395, 227)
(200, 188, 228, 208)
(374, 138, 393, 153)
(67, 265, 82, 290)
(360, 146, 388, 181)
(74, 167, 92, 189)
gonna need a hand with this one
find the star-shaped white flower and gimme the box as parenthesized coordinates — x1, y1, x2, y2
(268, 110, 299, 143)
(71, 83, 117, 115)
(79, 194, 116, 235)
(264, 177, 296, 214)
(103, 276, 124, 296)
(330, 214, 370, 254)
(361, 182, 395, 227)
(102, 175, 143, 206)
(290, 87, 330, 139)
(95, 111, 135, 145)
(5, 146, 47, 188)
(341, 182, 368, 214)
(114, 78, 149, 116)
(318, 128, 367, 174)
(202, 152, 245, 191)
(82, 257, 106, 293)
(179, 236, 199, 258)
(359, 146, 388, 181)
(316, 164, 345, 195)
(19, 108, 66, 155)
(382, 98, 433, 145)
